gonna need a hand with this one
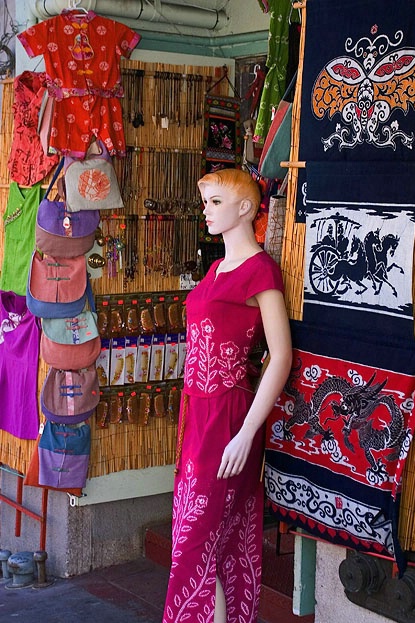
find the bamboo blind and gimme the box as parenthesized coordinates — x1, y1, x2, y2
(279, 3, 306, 321)
(0, 61, 227, 478)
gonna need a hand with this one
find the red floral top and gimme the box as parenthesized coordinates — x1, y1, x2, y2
(7, 71, 58, 185)
(184, 251, 284, 397)
(17, 10, 140, 101)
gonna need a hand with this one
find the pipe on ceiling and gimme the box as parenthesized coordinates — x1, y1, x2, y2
(29, 0, 229, 31)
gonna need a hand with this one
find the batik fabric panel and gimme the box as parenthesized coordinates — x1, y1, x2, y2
(295, 0, 415, 221)
(265, 321, 415, 564)
(303, 161, 415, 341)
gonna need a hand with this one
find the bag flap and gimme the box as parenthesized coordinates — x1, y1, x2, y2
(40, 333, 101, 370)
(39, 420, 91, 454)
(37, 200, 100, 238)
(36, 224, 96, 258)
(42, 311, 98, 344)
(29, 251, 87, 303)
(41, 366, 99, 421)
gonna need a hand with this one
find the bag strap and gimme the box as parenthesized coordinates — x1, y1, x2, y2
(44, 158, 64, 200)
(85, 275, 96, 313)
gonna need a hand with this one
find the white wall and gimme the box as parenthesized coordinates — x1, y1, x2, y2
(223, 0, 270, 35)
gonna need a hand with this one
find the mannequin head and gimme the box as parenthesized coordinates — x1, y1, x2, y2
(197, 168, 261, 221)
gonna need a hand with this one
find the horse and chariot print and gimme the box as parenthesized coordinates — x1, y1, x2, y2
(304, 203, 414, 321)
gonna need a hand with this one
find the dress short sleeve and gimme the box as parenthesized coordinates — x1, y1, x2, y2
(18, 21, 48, 58)
(245, 251, 284, 300)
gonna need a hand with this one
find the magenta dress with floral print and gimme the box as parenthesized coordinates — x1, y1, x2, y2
(163, 251, 284, 623)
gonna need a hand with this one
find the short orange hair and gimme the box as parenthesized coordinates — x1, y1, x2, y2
(197, 168, 261, 217)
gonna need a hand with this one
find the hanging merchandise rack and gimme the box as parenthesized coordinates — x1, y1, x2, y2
(0, 59, 229, 480)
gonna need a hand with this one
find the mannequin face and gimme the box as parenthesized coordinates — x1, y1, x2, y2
(200, 182, 249, 237)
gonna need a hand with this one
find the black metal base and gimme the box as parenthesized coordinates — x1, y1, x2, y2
(339, 550, 415, 623)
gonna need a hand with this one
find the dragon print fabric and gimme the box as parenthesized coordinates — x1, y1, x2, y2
(265, 320, 415, 565)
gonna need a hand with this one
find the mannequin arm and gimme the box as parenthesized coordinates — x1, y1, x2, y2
(217, 289, 292, 479)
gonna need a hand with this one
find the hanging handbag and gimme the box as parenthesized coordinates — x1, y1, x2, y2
(41, 364, 100, 424)
(23, 433, 83, 496)
(26, 250, 88, 319)
(38, 420, 91, 489)
(64, 140, 124, 212)
(40, 281, 100, 370)
(36, 159, 100, 258)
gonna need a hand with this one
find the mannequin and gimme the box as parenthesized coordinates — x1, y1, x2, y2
(162, 168, 292, 623)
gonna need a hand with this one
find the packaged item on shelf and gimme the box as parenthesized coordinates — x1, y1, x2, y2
(139, 295, 155, 334)
(96, 338, 111, 387)
(138, 390, 151, 426)
(109, 389, 124, 424)
(125, 335, 138, 384)
(110, 337, 125, 385)
(164, 333, 179, 380)
(124, 295, 140, 336)
(149, 334, 165, 382)
(136, 334, 152, 382)
(109, 296, 125, 337)
(96, 297, 111, 339)
(166, 293, 185, 332)
(153, 388, 166, 418)
(167, 385, 182, 424)
(178, 332, 187, 378)
(124, 387, 139, 424)
(152, 294, 167, 333)
(96, 387, 111, 428)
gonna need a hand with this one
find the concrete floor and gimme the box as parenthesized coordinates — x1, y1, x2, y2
(0, 523, 315, 623)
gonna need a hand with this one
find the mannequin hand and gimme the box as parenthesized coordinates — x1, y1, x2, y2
(217, 428, 254, 479)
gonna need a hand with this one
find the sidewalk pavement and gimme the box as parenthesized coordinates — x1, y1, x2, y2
(0, 557, 169, 623)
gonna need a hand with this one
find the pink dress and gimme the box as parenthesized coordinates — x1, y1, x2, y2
(163, 251, 284, 623)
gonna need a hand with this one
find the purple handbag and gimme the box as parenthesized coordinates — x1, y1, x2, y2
(38, 420, 91, 489)
(36, 159, 100, 257)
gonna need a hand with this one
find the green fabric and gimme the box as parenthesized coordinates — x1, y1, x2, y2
(254, 0, 292, 144)
(0, 182, 42, 296)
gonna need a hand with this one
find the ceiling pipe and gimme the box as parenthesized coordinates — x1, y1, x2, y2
(29, 0, 229, 31)
(162, 0, 229, 10)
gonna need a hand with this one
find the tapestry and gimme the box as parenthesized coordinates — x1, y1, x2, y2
(265, 321, 415, 565)
(295, 0, 415, 221)
(199, 94, 241, 244)
(302, 162, 415, 339)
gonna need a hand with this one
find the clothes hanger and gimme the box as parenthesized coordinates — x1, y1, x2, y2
(67, 0, 89, 17)
(206, 65, 241, 100)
